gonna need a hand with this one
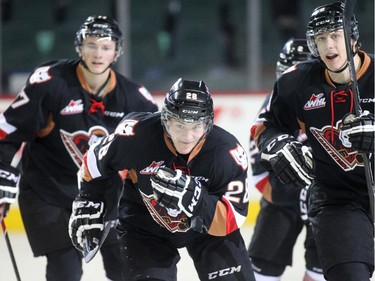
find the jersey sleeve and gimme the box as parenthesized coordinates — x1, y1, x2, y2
(79, 113, 149, 197)
(249, 136, 270, 195)
(81, 123, 139, 180)
(249, 94, 272, 196)
(0, 64, 60, 164)
(250, 72, 310, 207)
(196, 142, 249, 237)
(252, 78, 301, 154)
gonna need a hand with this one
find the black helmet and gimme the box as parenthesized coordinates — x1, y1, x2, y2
(75, 15, 124, 61)
(306, 1, 359, 57)
(276, 38, 312, 78)
(161, 78, 214, 133)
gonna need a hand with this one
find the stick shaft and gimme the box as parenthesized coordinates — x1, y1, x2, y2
(0, 205, 22, 281)
(343, 0, 361, 114)
(343, 0, 375, 230)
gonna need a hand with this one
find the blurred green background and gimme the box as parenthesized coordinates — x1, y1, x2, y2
(1, 0, 373, 93)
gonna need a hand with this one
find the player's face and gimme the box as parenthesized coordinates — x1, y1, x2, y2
(167, 118, 206, 155)
(80, 36, 117, 74)
(315, 29, 348, 72)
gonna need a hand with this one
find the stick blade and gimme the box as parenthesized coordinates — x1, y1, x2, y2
(82, 221, 113, 263)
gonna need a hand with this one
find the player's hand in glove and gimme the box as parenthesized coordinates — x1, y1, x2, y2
(150, 167, 202, 218)
(0, 161, 20, 218)
(342, 111, 374, 153)
(69, 194, 105, 252)
(260, 134, 314, 189)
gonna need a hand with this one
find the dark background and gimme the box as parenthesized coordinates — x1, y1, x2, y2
(1, 0, 374, 93)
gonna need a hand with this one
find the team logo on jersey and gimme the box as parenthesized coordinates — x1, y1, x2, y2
(139, 190, 190, 233)
(60, 100, 84, 115)
(310, 120, 364, 171)
(29, 66, 52, 84)
(60, 126, 109, 168)
(140, 161, 164, 175)
(114, 119, 139, 136)
(229, 144, 248, 171)
(304, 93, 326, 110)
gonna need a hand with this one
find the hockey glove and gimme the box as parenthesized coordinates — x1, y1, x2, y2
(0, 161, 20, 210)
(69, 194, 105, 252)
(260, 134, 314, 189)
(342, 111, 374, 153)
(150, 167, 202, 218)
(299, 186, 310, 221)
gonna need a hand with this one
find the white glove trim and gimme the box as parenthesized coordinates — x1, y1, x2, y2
(0, 185, 18, 193)
(345, 124, 375, 135)
(280, 144, 313, 184)
(261, 144, 313, 186)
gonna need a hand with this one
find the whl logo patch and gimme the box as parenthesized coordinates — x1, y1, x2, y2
(304, 93, 326, 110)
(61, 99, 84, 115)
(140, 161, 164, 175)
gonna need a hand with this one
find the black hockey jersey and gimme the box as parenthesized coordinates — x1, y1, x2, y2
(0, 59, 158, 208)
(80, 112, 249, 243)
(252, 51, 374, 198)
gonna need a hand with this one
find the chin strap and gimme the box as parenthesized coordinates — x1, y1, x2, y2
(327, 60, 349, 73)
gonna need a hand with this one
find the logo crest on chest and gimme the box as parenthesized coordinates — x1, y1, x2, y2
(60, 126, 109, 168)
(310, 120, 364, 171)
(304, 93, 326, 110)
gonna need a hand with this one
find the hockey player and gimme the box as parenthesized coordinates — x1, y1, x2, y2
(0, 15, 158, 281)
(69, 78, 256, 281)
(251, 2, 374, 281)
(248, 38, 324, 281)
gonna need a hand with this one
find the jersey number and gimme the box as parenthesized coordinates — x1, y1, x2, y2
(225, 179, 250, 204)
(11, 90, 30, 109)
(98, 134, 115, 161)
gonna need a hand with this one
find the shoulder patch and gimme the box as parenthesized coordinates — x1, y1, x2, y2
(229, 144, 248, 171)
(29, 66, 52, 84)
(115, 119, 139, 136)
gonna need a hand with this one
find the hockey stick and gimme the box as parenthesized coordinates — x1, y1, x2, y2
(343, 0, 375, 221)
(0, 204, 22, 281)
(82, 219, 115, 263)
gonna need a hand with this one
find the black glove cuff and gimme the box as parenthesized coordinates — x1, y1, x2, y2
(189, 186, 209, 233)
(79, 179, 107, 201)
(268, 173, 300, 208)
